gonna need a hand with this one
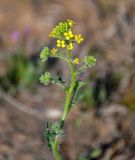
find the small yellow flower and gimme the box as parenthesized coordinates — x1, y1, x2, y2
(51, 48, 57, 55)
(68, 31, 74, 38)
(67, 43, 73, 50)
(73, 58, 79, 64)
(64, 31, 74, 40)
(75, 34, 84, 44)
(64, 32, 70, 40)
(67, 19, 75, 27)
(57, 40, 66, 48)
(61, 40, 66, 48)
(57, 40, 61, 47)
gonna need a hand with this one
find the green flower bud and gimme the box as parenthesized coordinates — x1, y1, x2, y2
(83, 56, 96, 67)
(40, 47, 50, 62)
(39, 72, 51, 85)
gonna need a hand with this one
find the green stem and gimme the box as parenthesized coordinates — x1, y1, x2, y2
(53, 136, 62, 160)
(61, 52, 76, 124)
(52, 51, 76, 160)
(53, 55, 69, 63)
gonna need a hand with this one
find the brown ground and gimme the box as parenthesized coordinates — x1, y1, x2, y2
(0, 0, 135, 160)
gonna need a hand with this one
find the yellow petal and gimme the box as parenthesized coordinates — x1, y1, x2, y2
(57, 44, 61, 47)
(61, 44, 65, 48)
(57, 40, 60, 43)
(61, 40, 65, 44)
(73, 58, 79, 64)
(66, 36, 70, 40)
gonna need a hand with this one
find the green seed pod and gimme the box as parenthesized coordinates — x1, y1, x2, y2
(40, 47, 50, 62)
(39, 72, 51, 85)
(83, 56, 96, 67)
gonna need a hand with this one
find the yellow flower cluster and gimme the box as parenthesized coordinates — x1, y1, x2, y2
(75, 34, 84, 44)
(57, 40, 65, 48)
(49, 19, 84, 59)
(64, 31, 74, 40)
(73, 58, 79, 64)
(49, 19, 75, 39)
(56, 40, 74, 50)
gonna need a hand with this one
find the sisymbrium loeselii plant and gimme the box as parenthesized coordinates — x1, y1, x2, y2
(39, 19, 96, 160)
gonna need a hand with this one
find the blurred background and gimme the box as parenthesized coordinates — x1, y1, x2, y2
(0, 0, 135, 160)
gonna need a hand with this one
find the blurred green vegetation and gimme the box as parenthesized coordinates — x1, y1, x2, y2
(78, 71, 122, 110)
(0, 51, 43, 94)
(79, 147, 102, 160)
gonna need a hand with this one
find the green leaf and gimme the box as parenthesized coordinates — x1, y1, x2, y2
(44, 122, 64, 151)
(52, 74, 68, 90)
(45, 122, 53, 151)
(78, 80, 86, 89)
(68, 80, 86, 109)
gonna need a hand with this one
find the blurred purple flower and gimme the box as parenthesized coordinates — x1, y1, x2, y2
(10, 31, 20, 42)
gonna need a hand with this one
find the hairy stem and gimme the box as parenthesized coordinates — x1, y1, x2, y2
(61, 52, 76, 124)
(52, 52, 76, 160)
(53, 136, 62, 160)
